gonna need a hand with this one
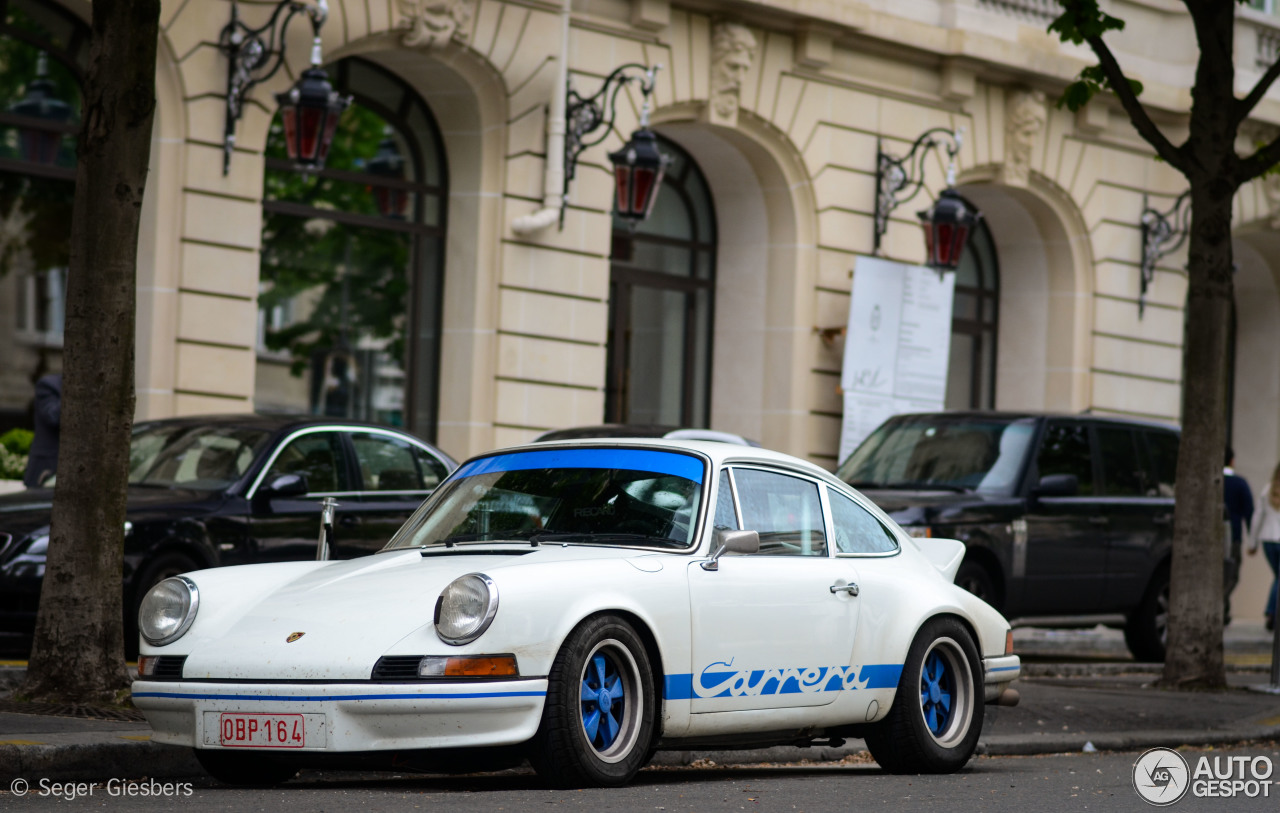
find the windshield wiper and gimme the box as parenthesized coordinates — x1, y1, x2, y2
(527, 532, 681, 548)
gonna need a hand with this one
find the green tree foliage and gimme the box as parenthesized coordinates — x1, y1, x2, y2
(259, 104, 412, 376)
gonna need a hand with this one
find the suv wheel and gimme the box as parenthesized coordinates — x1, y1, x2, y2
(1124, 568, 1169, 662)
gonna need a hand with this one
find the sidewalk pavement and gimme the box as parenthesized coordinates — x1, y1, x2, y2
(2, 623, 1279, 783)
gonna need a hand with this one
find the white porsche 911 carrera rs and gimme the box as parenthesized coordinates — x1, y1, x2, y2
(131, 440, 1020, 788)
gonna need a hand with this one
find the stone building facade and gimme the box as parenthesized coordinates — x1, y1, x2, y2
(2, 1, 1279, 609)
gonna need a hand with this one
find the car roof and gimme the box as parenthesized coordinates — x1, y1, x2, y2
(131, 413, 450, 451)
(533, 424, 760, 446)
(884, 410, 1180, 433)
(489, 438, 841, 483)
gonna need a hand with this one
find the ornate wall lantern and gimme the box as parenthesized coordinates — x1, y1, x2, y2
(918, 188, 980, 272)
(874, 127, 978, 270)
(220, 0, 350, 175)
(1139, 190, 1190, 318)
(8, 53, 73, 166)
(565, 64, 668, 228)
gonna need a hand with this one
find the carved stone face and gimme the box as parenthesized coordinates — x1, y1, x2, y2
(710, 24, 756, 119)
(716, 46, 752, 95)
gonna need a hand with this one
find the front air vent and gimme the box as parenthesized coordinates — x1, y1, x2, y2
(372, 655, 424, 680)
(136, 655, 186, 680)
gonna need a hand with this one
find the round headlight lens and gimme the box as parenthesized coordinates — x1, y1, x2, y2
(436, 573, 498, 645)
(138, 576, 199, 646)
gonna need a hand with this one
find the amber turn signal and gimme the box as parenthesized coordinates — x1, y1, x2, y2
(418, 655, 519, 677)
(1004, 629, 1014, 656)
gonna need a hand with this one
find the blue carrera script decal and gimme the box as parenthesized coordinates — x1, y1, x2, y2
(455, 448, 705, 482)
(663, 661, 903, 700)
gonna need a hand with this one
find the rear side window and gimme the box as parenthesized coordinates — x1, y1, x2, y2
(1143, 431, 1179, 497)
(1035, 422, 1094, 495)
(1096, 427, 1144, 497)
(827, 487, 897, 554)
(732, 469, 827, 556)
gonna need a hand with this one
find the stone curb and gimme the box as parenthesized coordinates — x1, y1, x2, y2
(0, 741, 201, 784)
(1021, 662, 1272, 678)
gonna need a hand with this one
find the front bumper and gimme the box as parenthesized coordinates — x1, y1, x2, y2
(981, 654, 1020, 703)
(131, 679, 548, 752)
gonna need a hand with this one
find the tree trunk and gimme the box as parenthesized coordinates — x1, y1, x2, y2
(1158, 2, 1237, 690)
(19, 0, 161, 704)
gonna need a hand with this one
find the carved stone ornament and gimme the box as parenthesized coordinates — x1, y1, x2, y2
(1002, 88, 1046, 187)
(708, 22, 756, 126)
(399, 0, 473, 49)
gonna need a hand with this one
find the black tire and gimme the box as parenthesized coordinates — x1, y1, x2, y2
(194, 749, 298, 787)
(528, 615, 657, 788)
(127, 552, 198, 658)
(863, 616, 983, 774)
(955, 560, 1000, 610)
(1124, 567, 1169, 662)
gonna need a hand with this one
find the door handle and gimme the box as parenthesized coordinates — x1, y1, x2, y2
(339, 515, 362, 527)
(1088, 516, 1110, 526)
(829, 582, 860, 596)
(1153, 514, 1173, 526)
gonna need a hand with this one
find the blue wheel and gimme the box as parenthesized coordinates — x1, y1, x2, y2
(917, 637, 974, 748)
(864, 617, 982, 773)
(530, 616, 656, 787)
(579, 641, 642, 760)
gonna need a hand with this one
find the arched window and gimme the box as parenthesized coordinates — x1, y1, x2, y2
(946, 206, 999, 410)
(257, 58, 447, 440)
(0, 0, 87, 351)
(606, 137, 716, 426)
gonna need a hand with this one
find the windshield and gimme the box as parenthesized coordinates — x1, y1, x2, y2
(129, 424, 272, 490)
(836, 416, 1036, 494)
(386, 448, 706, 551)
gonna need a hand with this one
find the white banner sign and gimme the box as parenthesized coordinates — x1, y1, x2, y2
(838, 256, 956, 463)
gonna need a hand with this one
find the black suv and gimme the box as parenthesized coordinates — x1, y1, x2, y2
(837, 412, 1179, 661)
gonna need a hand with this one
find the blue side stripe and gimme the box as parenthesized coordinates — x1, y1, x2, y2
(132, 690, 545, 702)
(858, 664, 902, 689)
(664, 674, 694, 700)
(988, 665, 1020, 672)
(456, 448, 704, 482)
(662, 664, 903, 699)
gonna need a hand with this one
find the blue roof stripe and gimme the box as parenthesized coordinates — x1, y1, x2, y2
(456, 448, 705, 481)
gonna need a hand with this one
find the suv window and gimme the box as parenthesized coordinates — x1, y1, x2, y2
(827, 486, 897, 554)
(1143, 430, 1179, 497)
(352, 432, 428, 492)
(1035, 422, 1094, 495)
(732, 469, 827, 556)
(1096, 426, 1144, 497)
(265, 432, 349, 494)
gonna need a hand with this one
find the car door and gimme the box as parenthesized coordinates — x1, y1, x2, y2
(1021, 420, 1108, 613)
(688, 467, 860, 713)
(337, 430, 451, 557)
(1095, 425, 1170, 611)
(248, 429, 355, 563)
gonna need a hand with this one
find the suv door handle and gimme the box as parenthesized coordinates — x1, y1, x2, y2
(830, 583, 860, 596)
(1088, 516, 1110, 526)
(340, 515, 362, 527)
(1152, 513, 1173, 526)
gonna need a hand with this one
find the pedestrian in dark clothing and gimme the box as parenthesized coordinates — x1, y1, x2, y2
(23, 373, 62, 488)
(1224, 447, 1255, 625)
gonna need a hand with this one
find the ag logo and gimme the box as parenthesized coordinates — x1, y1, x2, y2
(286, 632, 305, 643)
(1132, 747, 1190, 806)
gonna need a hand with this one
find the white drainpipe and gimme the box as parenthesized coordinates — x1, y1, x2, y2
(510, 0, 571, 235)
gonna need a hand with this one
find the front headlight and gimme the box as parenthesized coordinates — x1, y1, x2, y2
(435, 573, 498, 645)
(138, 576, 199, 646)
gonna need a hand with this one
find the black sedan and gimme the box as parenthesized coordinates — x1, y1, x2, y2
(0, 414, 456, 648)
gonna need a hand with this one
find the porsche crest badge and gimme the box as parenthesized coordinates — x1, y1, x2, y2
(286, 632, 305, 643)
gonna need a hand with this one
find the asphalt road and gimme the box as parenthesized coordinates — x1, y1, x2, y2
(2, 745, 1278, 812)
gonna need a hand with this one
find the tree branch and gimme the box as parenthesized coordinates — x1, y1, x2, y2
(1085, 33, 1190, 174)
(1237, 131, 1280, 186)
(1235, 57, 1280, 127)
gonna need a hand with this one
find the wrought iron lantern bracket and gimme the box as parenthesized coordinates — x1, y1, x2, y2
(563, 63, 661, 225)
(220, 0, 332, 174)
(1139, 190, 1190, 318)
(874, 127, 963, 255)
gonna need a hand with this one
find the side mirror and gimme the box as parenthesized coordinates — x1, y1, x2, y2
(1033, 473, 1078, 499)
(262, 473, 309, 498)
(700, 528, 760, 571)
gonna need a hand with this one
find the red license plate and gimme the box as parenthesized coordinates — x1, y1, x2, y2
(219, 713, 306, 748)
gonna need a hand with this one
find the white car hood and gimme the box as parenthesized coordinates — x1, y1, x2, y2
(179, 545, 649, 681)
